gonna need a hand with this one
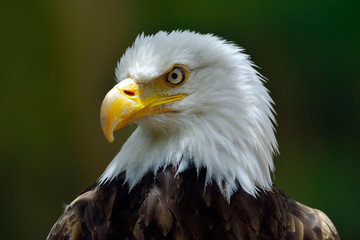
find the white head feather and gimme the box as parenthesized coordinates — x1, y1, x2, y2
(99, 30, 278, 199)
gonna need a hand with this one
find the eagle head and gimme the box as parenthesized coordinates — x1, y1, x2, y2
(99, 30, 278, 198)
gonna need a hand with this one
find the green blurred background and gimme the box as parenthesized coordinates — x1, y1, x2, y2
(1, 0, 359, 239)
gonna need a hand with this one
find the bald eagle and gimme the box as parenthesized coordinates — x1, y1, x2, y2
(47, 31, 339, 240)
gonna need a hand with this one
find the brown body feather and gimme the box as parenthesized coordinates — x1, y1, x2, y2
(47, 166, 339, 240)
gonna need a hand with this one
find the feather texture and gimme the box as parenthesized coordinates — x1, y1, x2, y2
(47, 166, 339, 240)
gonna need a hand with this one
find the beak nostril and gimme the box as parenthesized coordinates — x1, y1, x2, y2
(123, 90, 135, 96)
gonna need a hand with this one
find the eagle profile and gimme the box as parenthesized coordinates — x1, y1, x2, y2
(47, 31, 339, 240)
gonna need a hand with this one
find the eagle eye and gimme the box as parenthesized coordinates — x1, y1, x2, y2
(166, 66, 186, 86)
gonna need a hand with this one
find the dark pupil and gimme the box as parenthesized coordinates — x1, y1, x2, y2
(171, 72, 178, 79)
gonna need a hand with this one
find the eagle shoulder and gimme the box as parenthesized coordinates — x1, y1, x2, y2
(47, 168, 339, 240)
(269, 187, 340, 240)
(46, 180, 119, 240)
(290, 200, 339, 240)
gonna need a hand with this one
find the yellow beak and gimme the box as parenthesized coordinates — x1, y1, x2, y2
(100, 78, 185, 142)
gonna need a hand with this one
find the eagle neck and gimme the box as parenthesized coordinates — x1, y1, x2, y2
(99, 116, 275, 199)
